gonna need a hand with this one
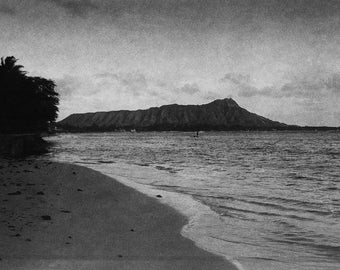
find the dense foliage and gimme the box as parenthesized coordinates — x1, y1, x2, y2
(0, 56, 59, 133)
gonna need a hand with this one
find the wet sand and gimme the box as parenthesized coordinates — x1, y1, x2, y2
(0, 159, 237, 270)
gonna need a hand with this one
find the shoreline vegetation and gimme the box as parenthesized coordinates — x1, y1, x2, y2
(0, 159, 238, 270)
(0, 134, 49, 157)
(0, 56, 59, 158)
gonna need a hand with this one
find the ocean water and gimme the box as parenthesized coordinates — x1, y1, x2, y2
(45, 131, 340, 270)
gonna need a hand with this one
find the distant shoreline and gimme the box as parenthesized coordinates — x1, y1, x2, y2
(55, 126, 340, 133)
(57, 98, 340, 132)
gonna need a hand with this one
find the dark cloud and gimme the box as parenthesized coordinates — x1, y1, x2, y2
(203, 91, 225, 101)
(55, 75, 80, 98)
(176, 83, 201, 95)
(221, 73, 251, 85)
(95, 73, 203, 99)
(48, 0, 98, 17)
(0, 4, 16, 15)
(15, 0, 340, 35)
(275, 73, 340, 98)
(104, 0, 340, 19)
(56, 75, 103, 98)
(223, 72, 340, 99)
(222, 73, 259, 97)
(324, 73, 340, 94)
(271, 0, 340, 20)
(101, 0, 340, 30)
(118, 73, 147, 97)
(95, 72, 148, 97)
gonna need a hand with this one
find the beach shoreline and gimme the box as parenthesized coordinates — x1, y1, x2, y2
(0, 158, 237, 270)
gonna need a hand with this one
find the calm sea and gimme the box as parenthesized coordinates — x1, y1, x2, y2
(45, 131, 340, 270)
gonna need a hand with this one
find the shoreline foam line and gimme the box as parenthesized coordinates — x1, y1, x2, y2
(61, 160, 245, 270)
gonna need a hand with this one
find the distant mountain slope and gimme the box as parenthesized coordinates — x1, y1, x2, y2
(57, 98, 288, 131)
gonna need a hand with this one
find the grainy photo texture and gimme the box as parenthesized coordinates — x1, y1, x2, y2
(0, 1, 339, 270)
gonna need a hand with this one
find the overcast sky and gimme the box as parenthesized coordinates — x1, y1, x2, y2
(1, 0, 340, 126)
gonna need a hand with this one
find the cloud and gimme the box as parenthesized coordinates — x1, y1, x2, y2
(56, 71, 177, 119)
(103, 0, 340, 22)
(223, 72, 340, 99)
(48, 0, 98, 17)
(221, 73, 251, 85)
(55, 75, 80, 98)
(175, 83, 201, 95)
(221, 73, 259, 97)
(55, 75, 102, 98)
(203, 91, 226, 101)
(277, 74, 340, 98)
(116, 73, 147, 96)
(95, 72, 148, 97)
(94, 72, 119, 80)
(0, 4, 15, 15)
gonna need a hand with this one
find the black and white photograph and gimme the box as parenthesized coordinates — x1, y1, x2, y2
(0, 1, 339, 269)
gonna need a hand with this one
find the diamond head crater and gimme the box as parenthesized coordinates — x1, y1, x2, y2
(57, 98, 338, 132)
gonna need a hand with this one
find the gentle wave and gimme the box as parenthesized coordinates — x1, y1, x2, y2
(45, 131, 340, 270)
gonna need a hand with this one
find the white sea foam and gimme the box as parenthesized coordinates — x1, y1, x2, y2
(79, 161, 241, 268)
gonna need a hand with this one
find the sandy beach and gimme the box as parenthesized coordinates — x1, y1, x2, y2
(0, 159, 237, 270)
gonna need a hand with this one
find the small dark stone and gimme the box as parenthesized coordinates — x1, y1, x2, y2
(36, 191, 44, 195)
(7, 191, 21, 196)
(130, 229, 134, 232)
(41, 215, 51, 221)
(77, 188, 83, 192)
(65, 242, 70, 245)
(72, 172, 76, 175)
(118, 254, 123, 258)
(25, 238, 31, 242)
(60, 210, 71, 213)
(68, 236, 72, 239)
(34, 166, 39, 169)
(156, 194, 162, 198)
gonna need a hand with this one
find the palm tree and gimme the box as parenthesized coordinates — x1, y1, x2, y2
(0, 56, 26, 75)
(0, 56, 59, 134)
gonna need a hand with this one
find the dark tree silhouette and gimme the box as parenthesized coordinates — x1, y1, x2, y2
(0, 56, 59, 134)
